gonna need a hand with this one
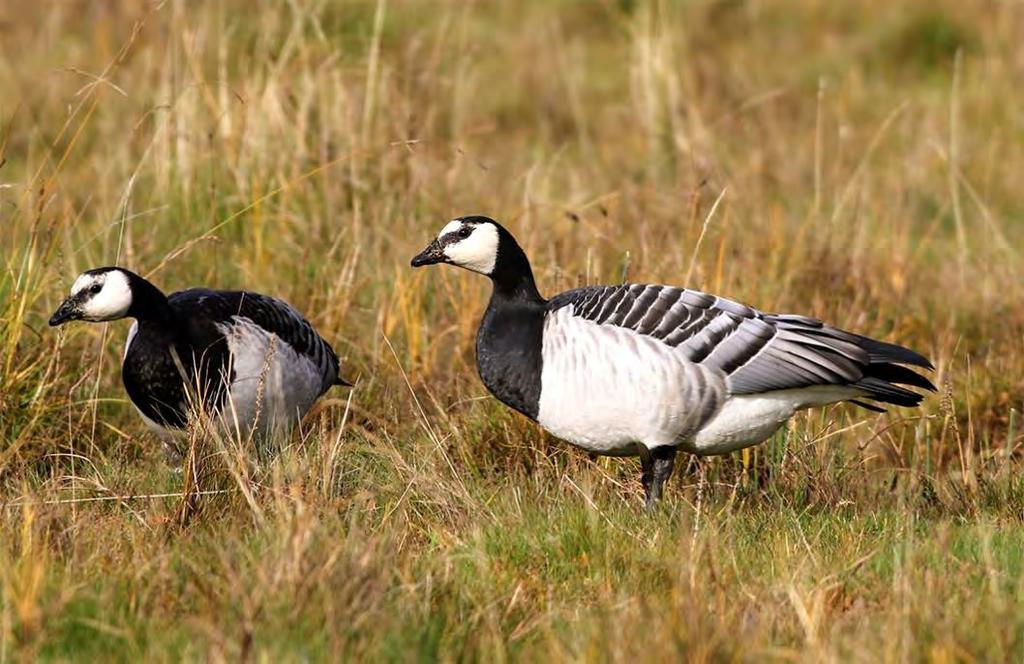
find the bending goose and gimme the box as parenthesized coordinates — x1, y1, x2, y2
(50, 267, 347, 461)
(411, 216, 934, 506)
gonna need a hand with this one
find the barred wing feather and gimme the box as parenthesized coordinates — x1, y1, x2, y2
(547, 284, 933, 407)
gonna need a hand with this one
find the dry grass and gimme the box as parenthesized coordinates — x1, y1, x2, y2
(2, 0, 1023, 660)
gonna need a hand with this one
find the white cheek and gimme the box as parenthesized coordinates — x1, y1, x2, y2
(82, 274, 132, 320)
(444, 225, 499, 275)
(83, 292, 130, 320)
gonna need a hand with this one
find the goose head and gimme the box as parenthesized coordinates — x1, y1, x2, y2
(410, 216, 503, 276)
(49, 267, 137, 326)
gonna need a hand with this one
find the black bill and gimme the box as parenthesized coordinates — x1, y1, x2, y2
(410, 239, 447, 267)
(48, 298, 81, 326)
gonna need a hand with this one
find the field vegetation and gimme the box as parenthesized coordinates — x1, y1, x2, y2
(1, 0, 1023, 660)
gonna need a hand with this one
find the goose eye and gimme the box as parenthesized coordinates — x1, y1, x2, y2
(89, 284, 102, 294)
(457, 227, 472, 239)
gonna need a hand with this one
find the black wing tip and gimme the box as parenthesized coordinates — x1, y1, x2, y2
(334, 376, 355, 387)
(853, 376, 927, 408)
(865, 362, 937, 392)
(857, 335, 934, 371)
(851, 358, 935, 409)
(856, 335, 937, 406)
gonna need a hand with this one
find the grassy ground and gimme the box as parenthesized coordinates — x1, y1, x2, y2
(2, 0, 1023, 660)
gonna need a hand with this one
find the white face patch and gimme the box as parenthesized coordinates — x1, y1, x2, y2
(440, 221, 499, 275)
(72, 270, 133, 321)
(439, 219, 463, 237)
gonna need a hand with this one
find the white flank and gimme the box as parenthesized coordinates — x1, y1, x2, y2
(215, 317, 324, 447)
(536, 307, 726, 456)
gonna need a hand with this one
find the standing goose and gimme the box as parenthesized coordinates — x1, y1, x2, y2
(411, 216, 934, 506)
(50, 267, 347, 461)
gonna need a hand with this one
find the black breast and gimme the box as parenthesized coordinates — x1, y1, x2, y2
(475, 296, 545, 420)
(121, 319, 231, 429)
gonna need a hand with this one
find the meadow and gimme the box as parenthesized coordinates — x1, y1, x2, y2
(2, 0, 1023, 660)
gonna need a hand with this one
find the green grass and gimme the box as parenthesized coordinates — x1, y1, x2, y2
(3, 0, 1024, 659)
(10, 459, 1024, 660)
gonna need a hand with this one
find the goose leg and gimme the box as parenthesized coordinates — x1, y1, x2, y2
(161, 439, 184, 468)
(153, 431, 184, 469)
(640, 445, 678, 508)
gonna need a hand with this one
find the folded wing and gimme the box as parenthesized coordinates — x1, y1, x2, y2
(170, 289, 341, 393)
(547, 284, 933, 408)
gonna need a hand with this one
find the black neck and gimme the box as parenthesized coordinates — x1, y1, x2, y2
(124, 271, 173, 323)
(470, 222, 548, 420)
(489, 228, 545, 304)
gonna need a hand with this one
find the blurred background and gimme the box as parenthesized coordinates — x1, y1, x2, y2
(2, 0, 1023, 659)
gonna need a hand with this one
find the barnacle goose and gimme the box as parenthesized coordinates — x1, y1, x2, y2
(49, 267, 347, 461)
(411, 216, 934, 507)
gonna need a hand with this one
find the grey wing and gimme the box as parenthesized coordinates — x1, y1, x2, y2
(232, 294, 342, 394)
(548, 284, 934, 407)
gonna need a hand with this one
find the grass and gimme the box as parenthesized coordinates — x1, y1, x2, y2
(2, 0, 1023, 659)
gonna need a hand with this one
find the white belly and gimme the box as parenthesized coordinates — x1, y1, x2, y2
(536, 309, 725, 455)
(687, 386, 862, 455)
